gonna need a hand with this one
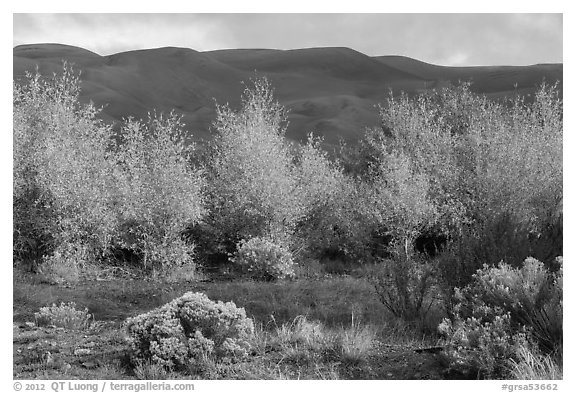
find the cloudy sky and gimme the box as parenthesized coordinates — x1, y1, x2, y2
(13, 13, 562, 66)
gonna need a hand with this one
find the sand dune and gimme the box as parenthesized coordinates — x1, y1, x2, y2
(375, 55, 563, 96)
(13, 44, 563, 146)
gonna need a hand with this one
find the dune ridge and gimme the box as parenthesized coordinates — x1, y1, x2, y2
(13, 44, 563, 146)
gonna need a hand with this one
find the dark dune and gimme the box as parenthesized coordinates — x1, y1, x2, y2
(13, 44, 563, 146)
(375, 55, 563, 96)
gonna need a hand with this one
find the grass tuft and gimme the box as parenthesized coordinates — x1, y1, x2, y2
(332, 313, 376, 364)
(508, 344, 562, 380)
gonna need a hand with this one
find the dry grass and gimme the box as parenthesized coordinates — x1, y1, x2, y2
(508, 344, 562, 380)
(332, 314, 376, 364)
(14, 269, 449, 380)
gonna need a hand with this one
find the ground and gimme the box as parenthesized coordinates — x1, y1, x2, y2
(13, 268, 453, 380)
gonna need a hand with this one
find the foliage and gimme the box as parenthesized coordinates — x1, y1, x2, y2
(438, 310, 526, 378)
(38, 242, 89, 284)
(272, 315, 330, 351)
(199, 77, 374, 267)
(294, 135, 374, 260)
(343, 83, 562, 266)
(479, 85, 562, 234)
(437, 212, 562, 293)
(435, 84, 563, 285)
(35, 302, 92, 330)
(112, 113, 206, 269)
(13, 65, 117, 268)
(13, 65, 206, 272)
(366, 149, 438, 242)
(451, 257, 562, 353)
(438, 257, 562, 378)
(231, 237, 295, 280)
(125, 292, 254, 369)
(203, 78, 302, 256)
(355, 86, 479, 241)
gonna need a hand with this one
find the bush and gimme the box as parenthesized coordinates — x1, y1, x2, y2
(437, 212, 562, 294)
(369, 245, 440, 327)
(438, 311, 526, 379)
(438, 257, 562, 378)
(231, 237, 295, 280)
(35, 302, 92, 330)
(38, 242, 89, 283)
(126, 292, 254, 369)
(452, 257, 562, 352)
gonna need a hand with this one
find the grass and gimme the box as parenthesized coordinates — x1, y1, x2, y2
(13, 320, 129, 379)
(332, 314, 377, 364)
(13, 267, 449, 380)
(188, 314, 378, 379)
(508, 344, 563, 380)
(14, 268, 388, 327)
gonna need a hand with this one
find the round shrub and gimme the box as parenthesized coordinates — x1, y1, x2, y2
(125, 292, 254, 369)
(231, 237, 295, 280)
(35, 301, 92, 330)
(438, 256, 563, 378)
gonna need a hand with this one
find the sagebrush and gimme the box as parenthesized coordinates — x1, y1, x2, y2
(35, 302, 92, 330)
(438, 257, 562, 379)
(126, 292, 254, 369)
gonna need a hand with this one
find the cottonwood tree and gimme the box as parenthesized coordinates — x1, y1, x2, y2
(13, 65, 117, 268)
(14, 65, 206, 273)
(112, 113, 206, 269)
(294, 134, 371, 259)
(202, 78, 302, 259)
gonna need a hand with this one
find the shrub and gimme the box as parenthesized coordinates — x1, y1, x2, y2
(369, 245, 440, 326)
(231, 237, 295, 280)
(35, 302, 92, 330)
(438, 257, 562, 378)
(438, 310, 526, 379)
(126, 292, 254, 369)
(452, 257, 562, 353)
(38, 242, 89, 284)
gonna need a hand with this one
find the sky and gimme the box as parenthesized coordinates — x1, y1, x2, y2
(13, 13, 563, 67)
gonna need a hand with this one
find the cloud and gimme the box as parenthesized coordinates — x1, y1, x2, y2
(441, 52, 470, 67)
(14, 14, 230, 55)
(13, 14, 563, 65)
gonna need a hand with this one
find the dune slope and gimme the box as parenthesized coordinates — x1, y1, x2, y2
(13, 44, 563, 145)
